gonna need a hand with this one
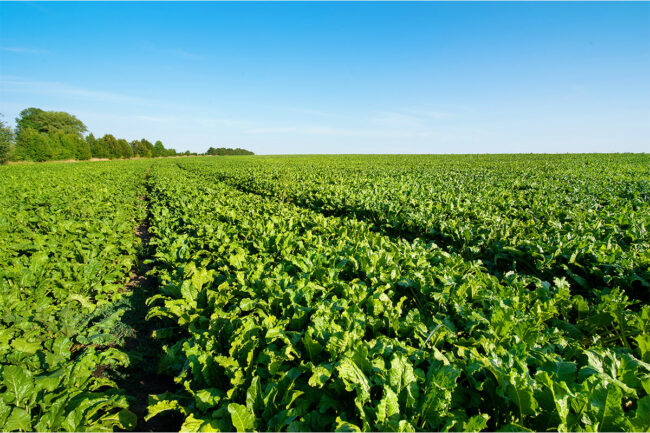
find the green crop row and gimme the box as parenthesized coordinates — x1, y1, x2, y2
(1, 155, 647, 432)
(142, 161, 649, 432)
(0, 161, 149, 431)
(176, 154, 650, 305)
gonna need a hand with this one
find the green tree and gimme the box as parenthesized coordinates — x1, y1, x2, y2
(95, 134, 121, 159)
(131, 138, 154, 158)
(16, 107, 87, 138)
(53, 131, 91, 160)
(86, 133, 98, 158)
(206, 146, 254, 156)
(0, 114, 15, 164)
(14, 127, 54, 162)
(117, 138, 133, 159)
(153, 140, 165, 157)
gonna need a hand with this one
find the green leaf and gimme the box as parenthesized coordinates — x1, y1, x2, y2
(194, 388, 223, 412)
(191, 266, 214, 291)
(631, 396, 650, 432)
(398, 420, 416, 432)
(228, 403, 255, 432)
(308, 363, 333, 388)
(35, 368, 65, 392)
(303, 330, 322, 361)
(180, 413, 221, 432)
(10, 337, 41, 354)
(4, 407, 31, 432)
(388, 353, 417, 406)
(246, 377, 262, 411)
(506, 371, 538, 418)
(180, 279, 198, 303)
(598, 385, 631, 432)
(337, 358, 370, 402)
(635, 334, 650, 363)
(98, 409, 138, 431)
(461, 414, 490, 432)
(376, 385, 399, 424)
(2, 365, 34, 405)
(68, 293, 96, 311)
(497, 423, 533, 432)
(335, 417, 361, 432)
(145, 394, 187, 421)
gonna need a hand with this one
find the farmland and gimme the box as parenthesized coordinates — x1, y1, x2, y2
(1, 154, 649, 432)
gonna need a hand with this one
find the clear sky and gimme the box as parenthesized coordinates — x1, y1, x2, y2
(1, 2, 648, 154)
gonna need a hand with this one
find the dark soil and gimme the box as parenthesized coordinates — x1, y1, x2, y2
(116, 199, 184, 431)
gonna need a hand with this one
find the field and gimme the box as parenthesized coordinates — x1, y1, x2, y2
(1, 154, 649, 432)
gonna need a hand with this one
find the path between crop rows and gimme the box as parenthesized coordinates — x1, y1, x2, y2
(116, 180, 183, 431)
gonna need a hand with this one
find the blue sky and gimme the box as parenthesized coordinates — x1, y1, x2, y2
(1, 2, 648, 154)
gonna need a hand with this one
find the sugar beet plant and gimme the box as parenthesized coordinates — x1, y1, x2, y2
(143, 160, 649, 432)
(0, 155, 648, 432)
(0, 162, 148, 431)
(180, 154, 649, 305)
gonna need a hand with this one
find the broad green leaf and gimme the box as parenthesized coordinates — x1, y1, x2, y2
(376, 385, 399, 424)
(335, 417, 361, 432)
(337, 358, 370, 402)
(195, 388, 223, 412)
(462, 414, 490, 432)
(497, 423, 533, 432)
(180, 413, 221, 432)
(2, 365, 34, 405)
(631, 396, 650, 432)
(4, 407, 32, 432)
(228, 403, 255, 432)
(308, 363, 333, 388)
(506, 372, 538, 418)
(145, 396, 187, 421)
(398, 420, 416, 432)
(388, 353, 417, 406)
(10, 337, 41, 354)
(246, 377, 262, 411)
(598, 385, 632, 432)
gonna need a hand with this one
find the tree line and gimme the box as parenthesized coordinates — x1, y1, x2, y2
(0, 108, 254, 164)
(205, 146, 254, 156)
(0, 108, 183, 163)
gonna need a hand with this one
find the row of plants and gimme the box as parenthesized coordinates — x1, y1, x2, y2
(0, 161, 150, 431)
(141, 160, 649, 431)
(176, 154, 650, 305)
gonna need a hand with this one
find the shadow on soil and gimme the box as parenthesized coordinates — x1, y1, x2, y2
(115, 216, 184, 431)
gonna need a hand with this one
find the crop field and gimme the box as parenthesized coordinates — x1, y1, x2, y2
(1, 154, 649, 432)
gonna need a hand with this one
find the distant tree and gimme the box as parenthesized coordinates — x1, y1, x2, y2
(16, 107, 87, 138)
(14, 127, 54, 162)
(90, 134, 111, 159)
(55, 132, 91, 160)
(86, 133, 98, 157)
(0, 114, 15, 164)
(96, 134, 121, 159)
(206, 147, 254, 156)
(131, 138, 154, 158)
(153, 140, 165, 157)
(117, 138, 133, 159)
(50, 131, 76, 160)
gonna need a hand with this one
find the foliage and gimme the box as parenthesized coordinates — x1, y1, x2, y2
(9, 107, 178, 162)
(205, 146, 254, 156)
(0, 115, 14, 164)
(1, 154, 647, 431)
(0, 161, 148, 430)
(16, 107, 87, 138)
(142, 157, 649, 432)
(185, 154, 650, 304)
